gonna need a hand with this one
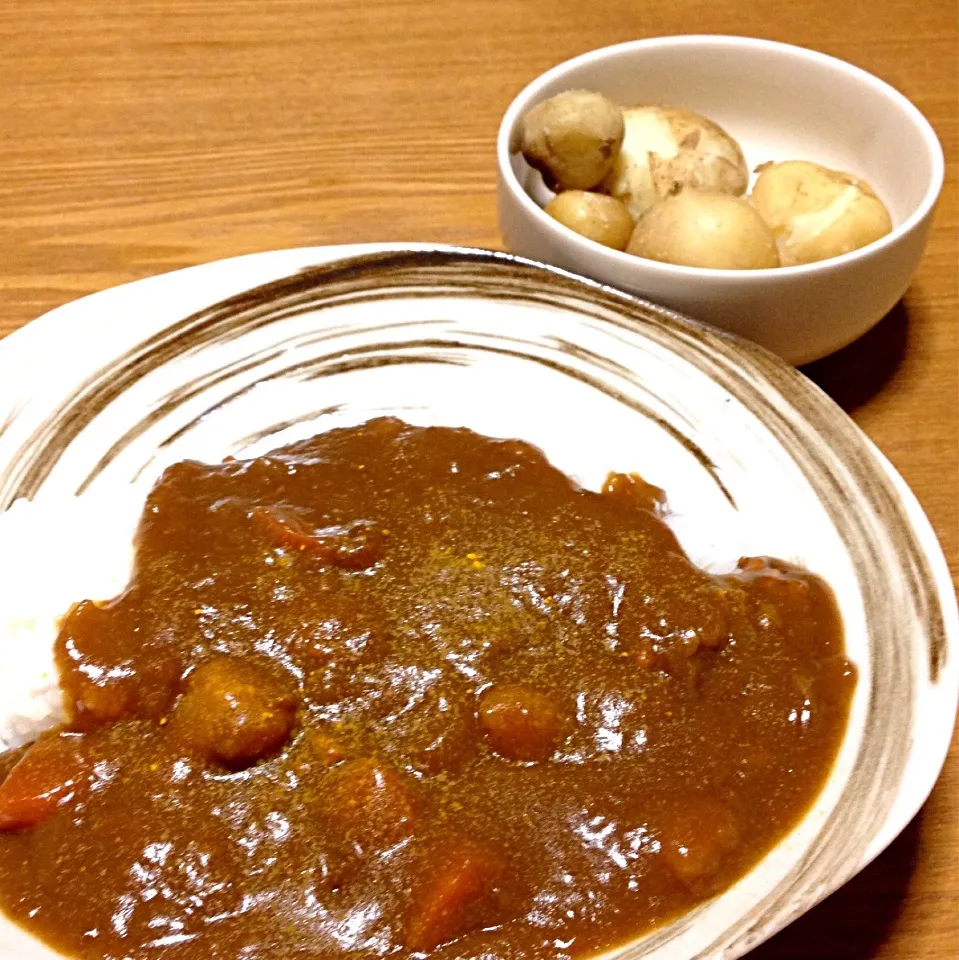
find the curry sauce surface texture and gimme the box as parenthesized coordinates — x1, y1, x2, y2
(0, 419, 855, 959)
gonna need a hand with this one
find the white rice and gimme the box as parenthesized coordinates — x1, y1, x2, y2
(0, 489, 144, 751)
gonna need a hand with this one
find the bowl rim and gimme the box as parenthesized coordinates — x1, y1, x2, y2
(496, 34, 946, 280)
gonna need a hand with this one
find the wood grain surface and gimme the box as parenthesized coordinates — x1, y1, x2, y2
(0, 1, 956, 956)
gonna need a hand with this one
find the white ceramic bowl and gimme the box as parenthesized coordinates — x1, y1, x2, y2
(497, 35, 944, 365)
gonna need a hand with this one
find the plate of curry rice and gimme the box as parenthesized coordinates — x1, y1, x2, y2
(0, 245, 955, 960)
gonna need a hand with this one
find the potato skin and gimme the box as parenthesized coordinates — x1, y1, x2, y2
(545, 190, 634, 250)
(604, 106, 749, 219)
(521, 90, 625, 191)
(750, 160, 893, 265)
(628, 190, 781, 270)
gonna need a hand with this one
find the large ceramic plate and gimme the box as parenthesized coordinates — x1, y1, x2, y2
(0, 244, 955, 959)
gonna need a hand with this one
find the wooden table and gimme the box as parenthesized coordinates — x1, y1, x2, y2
(0, 0, 955, 955)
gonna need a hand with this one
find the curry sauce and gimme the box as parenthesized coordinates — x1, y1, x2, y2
(0, 418, 855, 959)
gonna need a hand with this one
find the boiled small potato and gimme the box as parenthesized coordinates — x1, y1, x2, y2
(750, 160, 893, 266)
(521, 90, 625, 190)
(603, 106, 749, 219)
(544, 190, 634, 250)
(628, 190, 781, 270)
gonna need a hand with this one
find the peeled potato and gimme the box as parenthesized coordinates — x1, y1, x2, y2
(545, 190, 634, 250)
(750, 160, 893, 266)
(628, 190, 781, 270)
(521, 90, 625, 190)
(603, 106, 749, 219)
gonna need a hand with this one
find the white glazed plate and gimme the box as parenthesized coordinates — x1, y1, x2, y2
(0, 244, 956, 959)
